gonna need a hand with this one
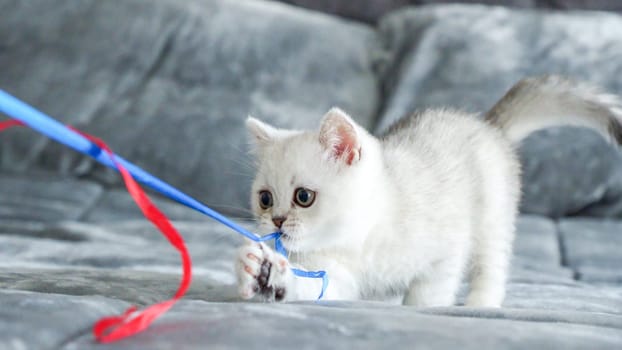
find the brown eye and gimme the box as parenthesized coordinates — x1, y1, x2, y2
(259, 190, 273, 210)
(293, 188, 316, 208)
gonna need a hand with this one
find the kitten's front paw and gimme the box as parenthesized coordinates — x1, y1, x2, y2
(236, 242, 291, 301)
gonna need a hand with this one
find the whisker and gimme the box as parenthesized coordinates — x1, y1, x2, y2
(228, 158, 255, 172)
(226, 142, 257, 170)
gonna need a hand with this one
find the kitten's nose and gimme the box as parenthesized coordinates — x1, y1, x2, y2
(272, 216, 286, 229)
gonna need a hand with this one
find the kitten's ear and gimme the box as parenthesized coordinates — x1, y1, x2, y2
(319, 107, 361, 166)
(246, 116, 278, 148)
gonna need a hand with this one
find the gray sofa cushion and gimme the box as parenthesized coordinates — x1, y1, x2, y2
(559, 218, 622, 282)
(0, 172, 103, 222)
(376, 4, 622, 130)
(1, 211, 621, 349)
(519, 128, 622, 218)
(0, 0, 382, 216)
(277, 0, 622, 23)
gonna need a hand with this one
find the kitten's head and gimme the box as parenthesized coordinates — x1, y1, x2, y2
(247, 108, 375, 253)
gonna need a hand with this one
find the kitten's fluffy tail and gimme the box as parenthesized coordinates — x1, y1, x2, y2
(485, 75, 622, 145)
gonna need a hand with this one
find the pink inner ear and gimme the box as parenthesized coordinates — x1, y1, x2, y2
(319, 109, 362, 165)
(333, 127, 359, 165)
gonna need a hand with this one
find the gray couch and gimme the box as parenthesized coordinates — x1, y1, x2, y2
(1, 0, 621, 349)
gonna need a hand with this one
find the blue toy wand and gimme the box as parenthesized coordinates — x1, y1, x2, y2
(0, 89, 327, 298)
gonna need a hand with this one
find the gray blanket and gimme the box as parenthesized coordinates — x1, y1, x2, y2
(1, 0, 622, 349)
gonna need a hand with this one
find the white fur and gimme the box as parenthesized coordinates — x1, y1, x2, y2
(486, 75, 622, 145)
(236, 76, 621, 307)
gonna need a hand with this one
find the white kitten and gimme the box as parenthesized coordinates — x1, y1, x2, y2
(236, 75, 622, 307)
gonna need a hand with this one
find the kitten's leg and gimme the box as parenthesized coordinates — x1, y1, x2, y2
(465, 240, 511, 307)
(466, 216, 514, 307)
(403, 257, 464, 307)
(236, 242, 358, 301)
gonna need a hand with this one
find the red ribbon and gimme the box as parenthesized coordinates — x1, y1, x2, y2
(0, 120, 192, 343)
(0, 119, 24, 131)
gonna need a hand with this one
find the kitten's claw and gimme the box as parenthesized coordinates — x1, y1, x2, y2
(236, 242, 290, 301)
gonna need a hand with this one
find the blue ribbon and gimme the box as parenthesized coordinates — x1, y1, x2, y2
(274, 235, 328, 299)
(0, 89, 328, 300)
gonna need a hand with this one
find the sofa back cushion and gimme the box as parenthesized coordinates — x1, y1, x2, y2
(0, 0, 382, 216)
(375, 5, 622, 217)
